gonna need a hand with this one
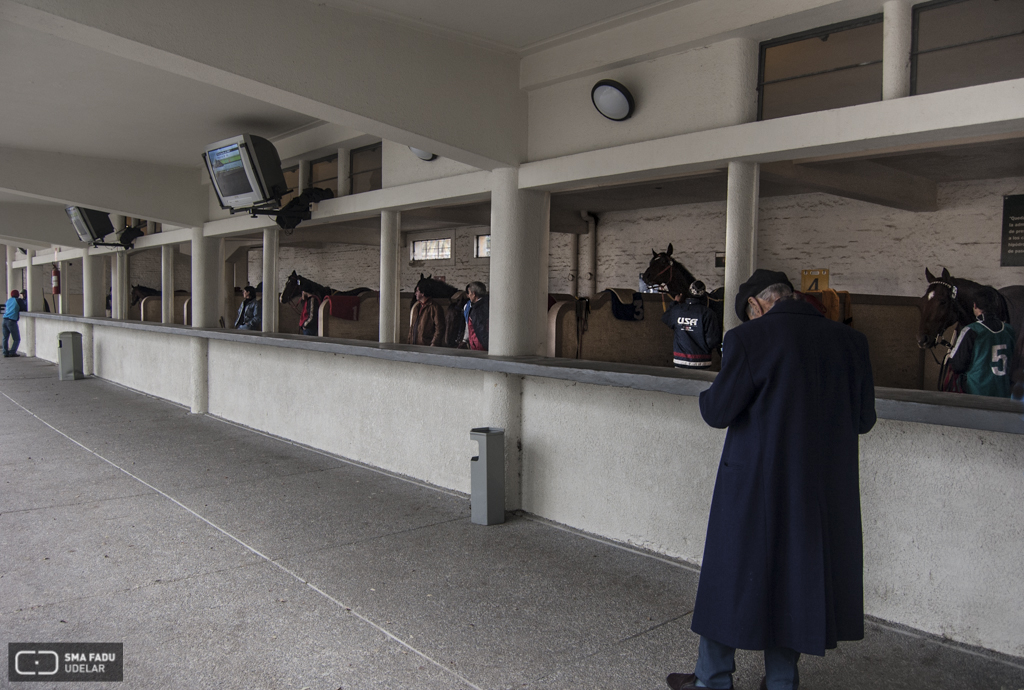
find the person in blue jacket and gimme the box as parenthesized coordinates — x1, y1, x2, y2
(3, 289, 23, 357)
(666, 269, 876, 690)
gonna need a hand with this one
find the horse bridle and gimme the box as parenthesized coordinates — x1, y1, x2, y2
(923, 280, 960, 353)
(647, 256, 675, 292)
(927, 280, 958, 300)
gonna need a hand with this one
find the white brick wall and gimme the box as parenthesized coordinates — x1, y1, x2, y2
(244, 176, 1024, 301)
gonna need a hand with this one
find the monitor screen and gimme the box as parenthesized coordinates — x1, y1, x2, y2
(208, 143, 254, 198)
(65, 206, 114, 243)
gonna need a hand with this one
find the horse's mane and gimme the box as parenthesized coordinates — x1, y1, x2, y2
(415, 274, 458, 299)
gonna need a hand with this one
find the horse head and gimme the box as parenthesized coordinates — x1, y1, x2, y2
(414, 273, 458, 300)
(641, 244, 696, 297)
(918, 267, 971, 349)
(280, 270, 301, 304)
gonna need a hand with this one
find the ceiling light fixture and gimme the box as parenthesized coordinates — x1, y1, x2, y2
(591, 80, 635, 121)
(409, 147, 437, 162)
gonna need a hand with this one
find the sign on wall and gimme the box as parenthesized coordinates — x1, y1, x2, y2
(801, 268, 830, 291)
(1001, 194, 1024, 267)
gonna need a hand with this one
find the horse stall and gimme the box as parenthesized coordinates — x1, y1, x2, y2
(139, 295, 190, 324)
(547, 290, 939, 391)
(230, 293, 299, 333)
(320, 292, 415, 342)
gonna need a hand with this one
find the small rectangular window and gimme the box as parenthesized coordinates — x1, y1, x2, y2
(758, 16, 883, 121)
(310, 154, 339, 197)
(281, 165, 299, 205)
(350, 143, 382, 195)
(474, 234, 491, 258)
(412, 238, 452, 261)
(912, 0, 1024, 95)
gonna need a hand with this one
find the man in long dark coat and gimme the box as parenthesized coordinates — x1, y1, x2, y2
(667, 269, 876, 690)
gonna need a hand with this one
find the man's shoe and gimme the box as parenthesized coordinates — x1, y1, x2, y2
(8, 352, 18, 357)
(666, 672, 733, 690)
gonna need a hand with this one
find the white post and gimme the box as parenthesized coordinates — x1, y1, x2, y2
(190, 336, 208, 414)
(25, 250, 40, 312)
(298, 160, 311, 194)
(191, 227, 219, 329)
(569, 232, 579, 298)
(883, 0, 914, 100)
(489, 167, 550, 357)
(82, 247, 104, 318)
(109, 215, 123, 318)
(262, 227, 279, 333)
(379, 210, 401, 343)
(583, 213, 597, 297)
(337, 148, 350, 197)
(4, 246, 14, 298)
(723, 161, 760, 333)
(161, 244, 175, 324)
(0, 245, 8, 301)
(58, 259, 70, 314)
(116, 251, 128, 319)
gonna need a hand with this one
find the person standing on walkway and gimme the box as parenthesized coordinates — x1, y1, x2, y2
(234, 286, 262, 331)
(667, 269, 876, 690)
(3, 290, 22, 357)
(948, 291, 1016, 398)
(409, 285, 445, 346)
(299, 290, 321, 337)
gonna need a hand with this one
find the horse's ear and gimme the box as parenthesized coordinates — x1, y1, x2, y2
(666, 243, 673, 256)
(925, 268, 936, 282)
(941, 267, 951, 279)
(652, 249, 657, 258)
(420, 273, 425, 280)
(289, 270, 296, 278)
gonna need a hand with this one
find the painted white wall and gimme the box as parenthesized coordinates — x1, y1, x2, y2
(206, 339, 484, 492)
(550, 176, 1024, 297)
(382, 141, 480, 189)
(28, 318, 1024, 657)
(528, 39, 758, 162)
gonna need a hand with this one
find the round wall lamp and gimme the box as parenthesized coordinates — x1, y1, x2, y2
(591, 79, 635, 121)
(409, 147, 437, 161)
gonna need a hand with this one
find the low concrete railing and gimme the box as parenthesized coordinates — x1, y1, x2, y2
(21, 312, 1024, 660)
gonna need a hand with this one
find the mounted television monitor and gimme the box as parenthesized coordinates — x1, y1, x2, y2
(202, 134, 288, 211)
(66, 206, 114, 243)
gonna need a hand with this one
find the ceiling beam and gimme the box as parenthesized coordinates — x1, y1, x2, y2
(0, 146, 208, 227)
(4, 0, 526, 170)
(761, 160, 937, 212)
(0, 202, 85, 248)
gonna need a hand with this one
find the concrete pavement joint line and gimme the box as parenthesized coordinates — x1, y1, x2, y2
(0, 491, 157, 515)
(0, 391, 485, 690)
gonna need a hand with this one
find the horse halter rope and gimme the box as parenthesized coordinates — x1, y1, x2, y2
(647, 256, 675, 291)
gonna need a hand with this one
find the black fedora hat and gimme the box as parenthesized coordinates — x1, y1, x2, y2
(735, 269, 793, 322)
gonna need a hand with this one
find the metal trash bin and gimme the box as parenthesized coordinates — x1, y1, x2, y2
(470, 427, 505, 525)
(57, 331, 84, 381)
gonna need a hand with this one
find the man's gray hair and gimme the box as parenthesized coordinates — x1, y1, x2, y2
(757, 283, 794, 302)
(467, 281, 487, 297)
(746, 283, 794, 320)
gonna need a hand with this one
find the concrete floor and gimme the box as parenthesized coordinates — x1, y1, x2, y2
(2, 355, 1023, 690)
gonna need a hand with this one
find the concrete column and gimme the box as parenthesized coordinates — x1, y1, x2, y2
(337, 148, 350, 196)
(489, 167, 550, 357)
(147, 220, 157, 235)
(190, 336, 208, 414)
(161, 244, 175, 324)
(723, 161, 760, 332)
(82, 247, 104, 318)
(191, 226, 219, 329)
(23, 314, 35, 357)
(298, 160, 311, 193)
(58, 259, 70, 314)
(82, 323, 94, 376)
(883, 1, 914, 100)
(379, 210, 401, 344)
(4, 246, 14, 298)
(115, 251, 128, 319)
(261, 227, 279, 333)
(724, 37, 760, 125)
(483, 371, 523, 511)
(582, 213, 597, 297)
(25, 250, 40, 312)
(222, 246, 234, 329)
(569, 233, 579, 298)
(109, 214, 123, 318)
(0, 245, 8, 300)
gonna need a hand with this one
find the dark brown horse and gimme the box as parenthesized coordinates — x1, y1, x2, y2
(279, 271, 371, 305)
(130, 284, 188, 307)
(641, 244, 724, 326)
(917, 267, 1024, 395)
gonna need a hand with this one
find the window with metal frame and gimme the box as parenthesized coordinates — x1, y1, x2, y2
(912, 0, 1024, 95)
(411, 238, 452, 261)
(281, 165, 299, 206)
(758, 15, 884, 121)
(310, 153, 339, 197)
(474, 234, 491, 258)
(349, 143, 382, 195)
